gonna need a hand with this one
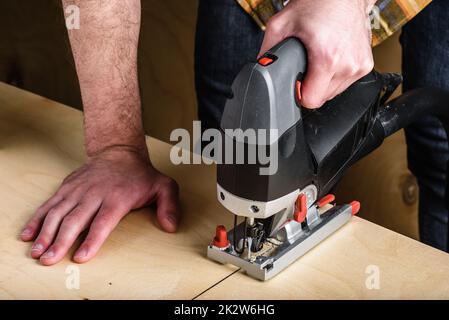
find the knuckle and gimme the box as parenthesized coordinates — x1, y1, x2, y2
(62, 215, 80, 229)
(310, 35, 340, 65)
(322, 50, 340, 69)
(46, 207, 61, 219)
(161, 177, 179, 193)
(57, 184, 72, 196)
(361, 58, 374, 74)
(345, 61, 360, 76)
(266, 16, 285, 36)
(70, 184, 87, 197)
(109, 187, 126, 199)
(93, 215, 111, 229)
(80, 186, 104, 203)
(79, 194, 98, 206)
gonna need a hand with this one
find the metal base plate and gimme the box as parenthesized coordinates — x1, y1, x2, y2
(207, 204, 353, 281)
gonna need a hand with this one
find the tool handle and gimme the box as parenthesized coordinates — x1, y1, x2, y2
(221, 37, 308, 140)
(260, 36, 308, 91)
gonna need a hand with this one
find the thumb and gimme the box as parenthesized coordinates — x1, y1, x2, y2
(156, 180, 181, 233)
(258, 15, 291, 58)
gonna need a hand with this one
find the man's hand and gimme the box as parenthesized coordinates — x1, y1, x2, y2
(21, 147, 180, 265)
(259, 0, 377, 108)
(19, 0, 182, 265)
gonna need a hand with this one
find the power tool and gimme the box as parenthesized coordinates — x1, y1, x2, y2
(207, 38, 449, 281)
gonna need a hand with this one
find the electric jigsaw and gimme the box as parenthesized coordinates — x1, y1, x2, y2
(207, 38, 449, 281)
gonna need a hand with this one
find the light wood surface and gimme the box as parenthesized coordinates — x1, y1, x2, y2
(1, 82, 448, 300)
(200, 217, 449, 300)
(0, 82, 236, 299)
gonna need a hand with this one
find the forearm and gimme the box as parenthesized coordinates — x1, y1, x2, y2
(62, 0, 146, 157)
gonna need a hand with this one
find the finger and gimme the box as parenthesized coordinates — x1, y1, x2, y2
(20, 194, 64, 241)
(40, 197, 102, 266)
(31, 198, 79, 259)
(156, 180, 181, 233)
(258, 14, 292, 58)
(72, 204, 126, 264)
(327, 76, 358, 102)
(300, 58, 335, 109)
(326, 60, 374, 101)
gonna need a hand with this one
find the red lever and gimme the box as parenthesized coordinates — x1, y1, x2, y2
(317, 194, 336, 208)
(350, 201, 361, 215)
(212, 225, 229, 248)
(294, 193, 307, 223)
(295, 80, 302, 102)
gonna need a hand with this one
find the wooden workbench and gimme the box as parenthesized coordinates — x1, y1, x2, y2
(1, 82, 449, 300)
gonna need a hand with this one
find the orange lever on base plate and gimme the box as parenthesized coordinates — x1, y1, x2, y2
(294, 193, 307, 223)
(317, 194, 336, 208)
(212, 225, 230, 248)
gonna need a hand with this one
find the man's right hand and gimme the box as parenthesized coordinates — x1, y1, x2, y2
(258, 0, 377, 109)
(20, 146, 181, 266)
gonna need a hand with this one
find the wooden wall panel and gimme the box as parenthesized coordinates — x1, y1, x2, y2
(139, 0, 198, 141)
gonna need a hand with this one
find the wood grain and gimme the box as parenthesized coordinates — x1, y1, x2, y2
(0, 82, 236, 299)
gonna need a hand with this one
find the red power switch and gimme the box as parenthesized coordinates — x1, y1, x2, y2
(258, 57, 274, 66)
(212, 225, 230, 248)
(294, 193, 307, 223)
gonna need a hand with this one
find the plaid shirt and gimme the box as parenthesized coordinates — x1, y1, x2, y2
(236, 0, 432, 46)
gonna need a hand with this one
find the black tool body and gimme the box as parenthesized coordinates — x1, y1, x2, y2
(218, 38, 449, 209)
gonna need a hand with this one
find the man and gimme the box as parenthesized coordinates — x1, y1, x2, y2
(196, 0, 449, 252)
(198, 0, 449, 252)
(19, 1, 182, 265)
(17, 0, 446, 266)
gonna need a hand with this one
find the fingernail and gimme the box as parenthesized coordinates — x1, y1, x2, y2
(166, 215, 178, 227)
(21, 228, 32, 236)
(41, 250, 55, 259)
(74, 248, 87, 260)
(31, 243, 44, 252)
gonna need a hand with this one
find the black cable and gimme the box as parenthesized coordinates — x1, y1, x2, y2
(377, 88, 449, 252)
(350, 87, 449, 252)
